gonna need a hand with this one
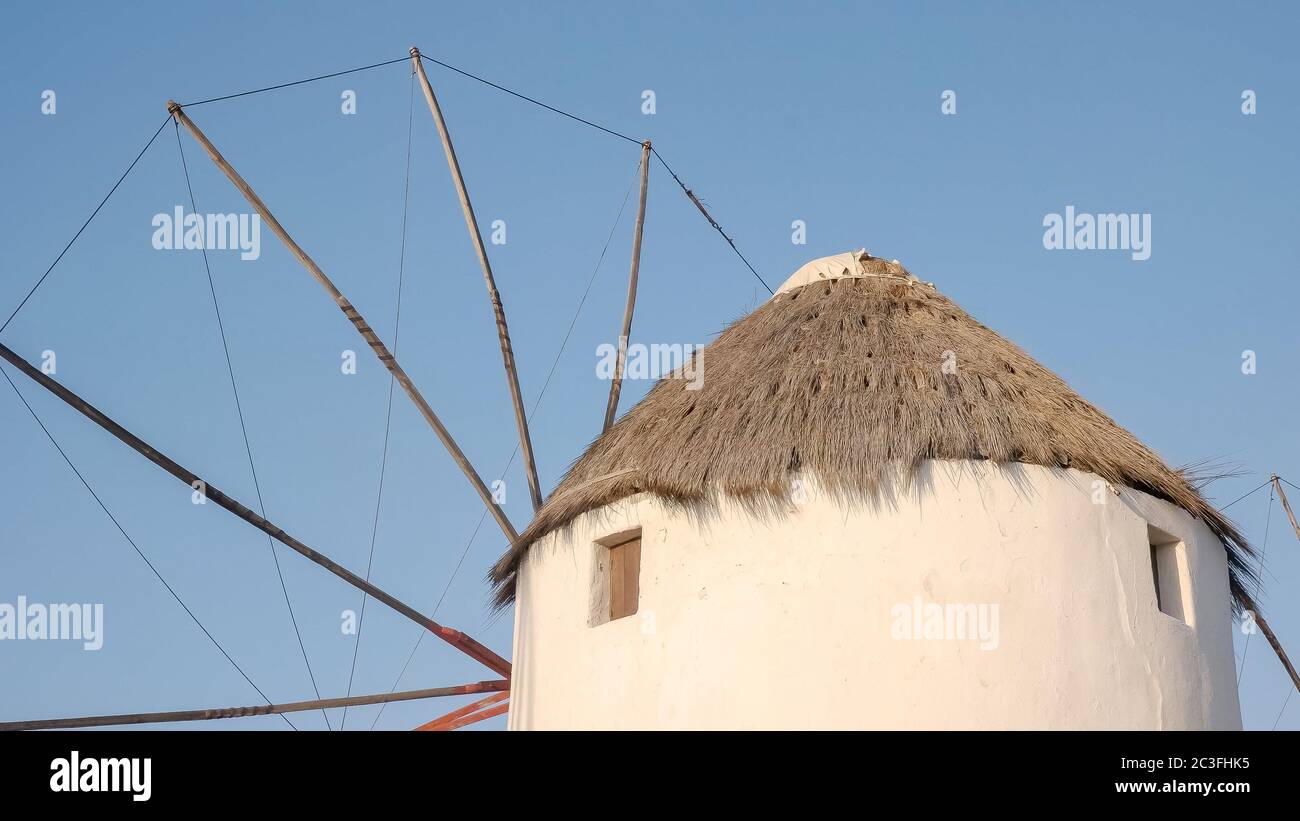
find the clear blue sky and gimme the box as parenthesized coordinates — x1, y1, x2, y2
(1, 1, 1296, 730)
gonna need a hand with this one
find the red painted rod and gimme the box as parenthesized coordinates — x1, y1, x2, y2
(415, 691, 510, 731)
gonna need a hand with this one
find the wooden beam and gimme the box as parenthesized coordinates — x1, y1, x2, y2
(410, 48, 543, 513)
(414, 691, 509, 731)
(166, 100, 519, 544)
(0, 342, 509, 678)
(602, 140, 652, 433)
(0, 681, 509, 731)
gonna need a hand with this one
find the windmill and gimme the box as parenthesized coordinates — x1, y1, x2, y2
(1, 47, 1296, 731)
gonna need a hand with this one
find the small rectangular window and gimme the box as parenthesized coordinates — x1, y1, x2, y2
(1148, 524, 1191, 624)
(589, 528, 641, 626)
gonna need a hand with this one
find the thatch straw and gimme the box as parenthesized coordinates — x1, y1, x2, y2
(490, 256, 1258, 612)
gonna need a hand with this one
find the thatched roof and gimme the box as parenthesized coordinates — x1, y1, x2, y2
(490, 251, 1258, 611)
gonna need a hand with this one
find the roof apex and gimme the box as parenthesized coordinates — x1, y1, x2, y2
(773, 249, 921, 297)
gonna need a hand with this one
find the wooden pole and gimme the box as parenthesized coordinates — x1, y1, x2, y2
(414, 690, 509, 731)
(166, 100, 518, 544)
(1252, 608, 1300, 693)
(602, 140, 652, 433)
(1273, 475, 1300, 544)
(1257, 476, 1300, 693)
(0, 681, 508, 731)
(409, 48, 543, 513)
(0, 342, 509, 678)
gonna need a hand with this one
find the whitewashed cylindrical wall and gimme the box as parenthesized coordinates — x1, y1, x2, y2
(507, 461, 1241, 729)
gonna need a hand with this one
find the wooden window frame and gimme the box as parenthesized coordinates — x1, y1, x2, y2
(589, 528, 642, 626)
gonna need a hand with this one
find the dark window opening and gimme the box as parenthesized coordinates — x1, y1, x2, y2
(1148, 524, 1190, 624)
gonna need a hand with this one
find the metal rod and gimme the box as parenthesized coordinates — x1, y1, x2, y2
(602, 140, 652, 433)
(1, 681, 509, 731)
(410, 47, 543, 513)
(414, 691, 509, 731)
(166, 100, 519, 544)
(0, 342, 510, 678)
